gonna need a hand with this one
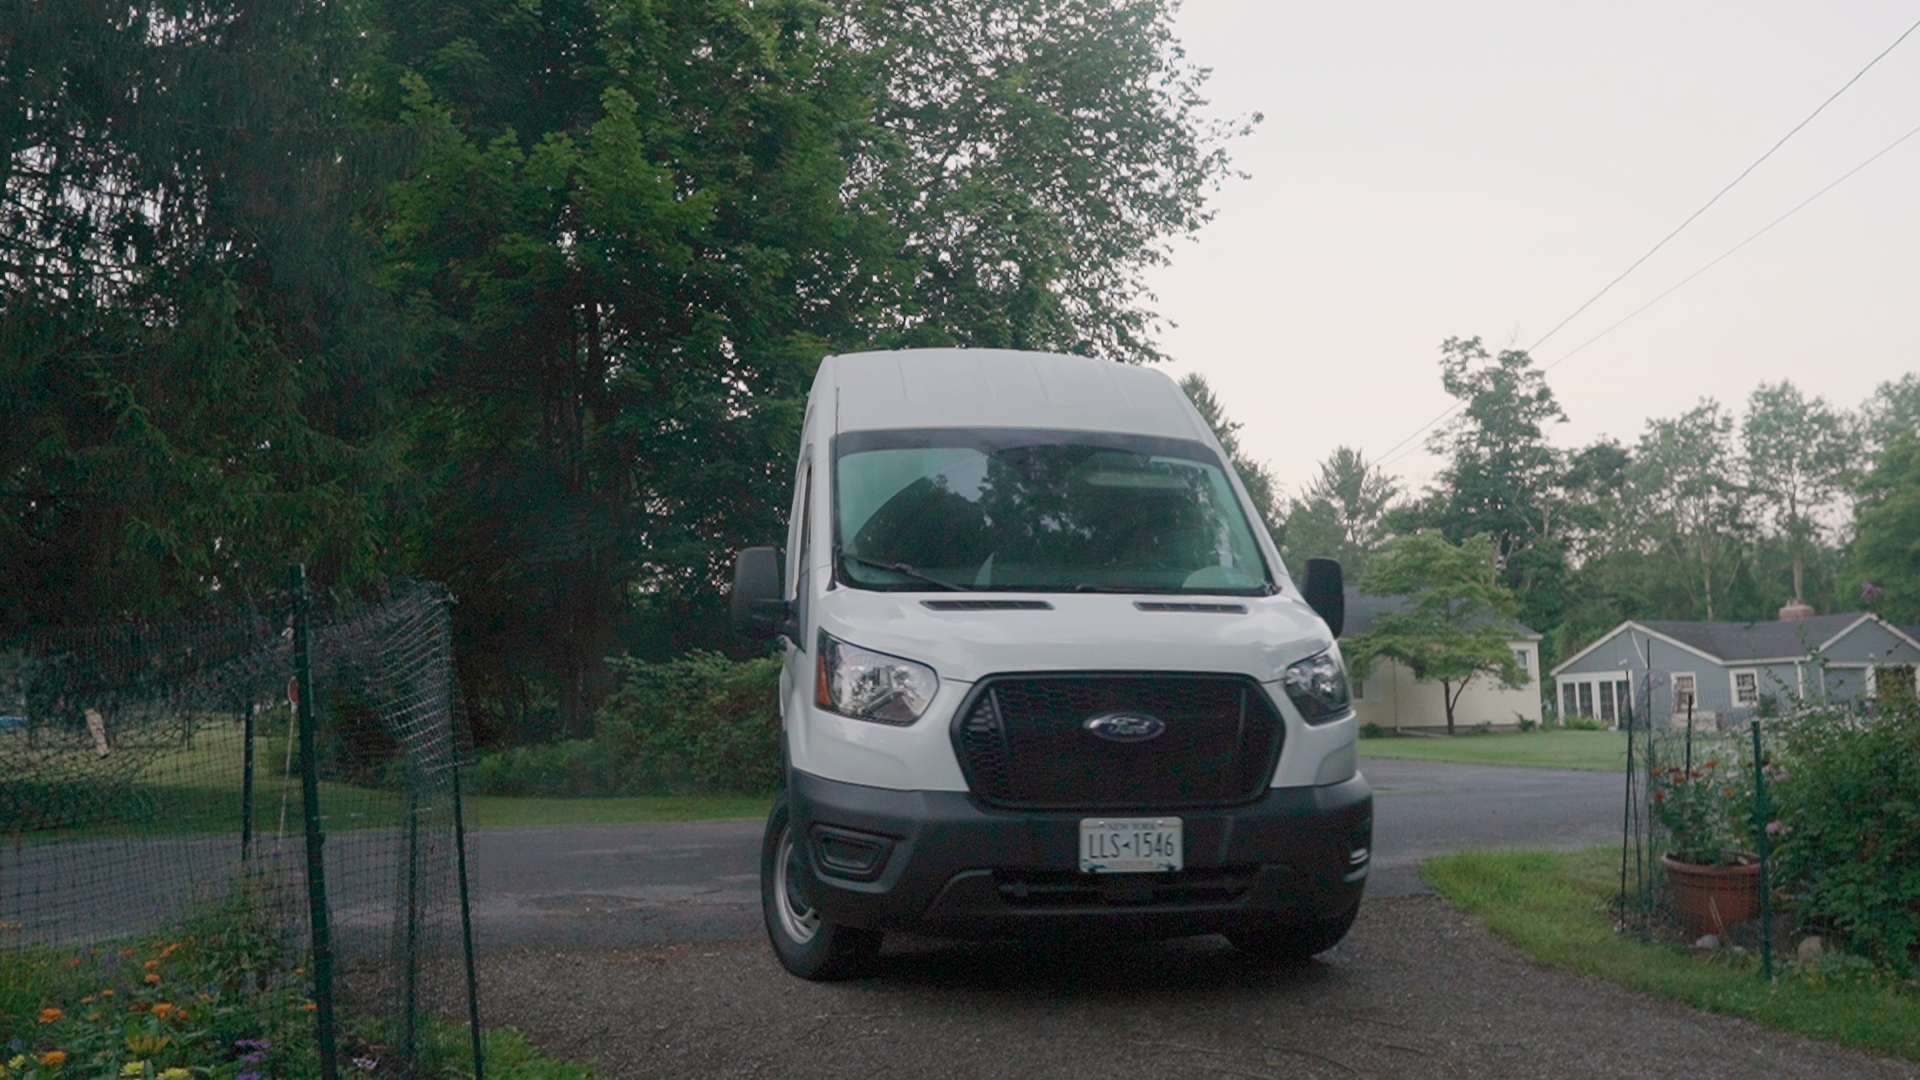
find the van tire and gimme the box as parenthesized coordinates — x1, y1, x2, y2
(761, 792, 883, 981)
(1227, 907, 1358, 965)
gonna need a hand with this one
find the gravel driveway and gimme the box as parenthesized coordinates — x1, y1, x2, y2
(479, 896, 1916, 1079)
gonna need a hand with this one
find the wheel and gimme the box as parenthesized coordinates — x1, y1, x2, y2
(1227, 906, 1358, 966)
(761, 791, 883, 981)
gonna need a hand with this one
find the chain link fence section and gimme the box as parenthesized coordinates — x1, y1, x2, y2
(0, 577, 482, 1079)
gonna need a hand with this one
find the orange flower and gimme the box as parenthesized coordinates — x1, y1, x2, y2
(159, 943, 181, 958)
(38, 1007, 63, 1024)
(151, 1003, 175, 1019)
(80, 996, 95, 1005)
(37, 1051, 67, 1067)
(68, 957, 82, 968)
(84, 1012, 101, 1022)
(144, 974, 161, 984)
(100, 990, 115, 998)
(304, 1002, 319, 1012)
(1702, 759, 1719, 769)
(143, 960, 160, 971)
(130, 1001, 151, 1013)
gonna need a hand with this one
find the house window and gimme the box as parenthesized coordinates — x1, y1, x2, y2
(1732, 670, 1758, 706)
(1562, 683, 1578, 718)
(1598, 681, 1615, 723)
(1513, 648, 1529, 673)
(1672, 674, 1696, 713)
(1577, 682, 1593, 718)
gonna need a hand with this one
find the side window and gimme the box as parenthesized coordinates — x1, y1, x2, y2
(787, 456, 812, 598)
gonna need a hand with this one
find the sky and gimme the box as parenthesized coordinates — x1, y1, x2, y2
(1144, 1, 1920, 498)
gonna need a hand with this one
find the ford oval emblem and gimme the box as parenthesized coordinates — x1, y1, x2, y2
(1083, 712, 1166, 743)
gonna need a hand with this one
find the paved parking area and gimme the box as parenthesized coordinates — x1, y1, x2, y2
(463, 760, 1625, 951)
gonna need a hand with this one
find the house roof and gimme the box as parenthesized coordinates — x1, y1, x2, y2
(1342, 586, 1541, 640)
(1552, 613, 1920, 676)
(1633, 615, 1863, 663)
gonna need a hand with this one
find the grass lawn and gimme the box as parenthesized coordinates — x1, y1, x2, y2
(1425, 847, 1920, 1063)
(1359, 728, 1630, 771)
(5, 723, 772, 840)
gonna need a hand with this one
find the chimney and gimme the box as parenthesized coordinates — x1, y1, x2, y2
(1778, 601, 1816, 622)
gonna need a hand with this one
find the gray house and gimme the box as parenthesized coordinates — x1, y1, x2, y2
(1550, 612, 1920, 728)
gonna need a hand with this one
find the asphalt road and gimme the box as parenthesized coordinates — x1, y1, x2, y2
(464, 759, 1626, 952)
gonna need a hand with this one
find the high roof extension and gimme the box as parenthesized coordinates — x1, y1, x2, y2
(822, 348, 1208, 441)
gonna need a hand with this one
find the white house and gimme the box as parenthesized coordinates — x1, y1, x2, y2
(1344, 588, 1543, 732)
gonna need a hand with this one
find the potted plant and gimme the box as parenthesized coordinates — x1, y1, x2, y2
(1651, 758, 1760, 935)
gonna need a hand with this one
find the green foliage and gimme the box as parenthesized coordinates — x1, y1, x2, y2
(1, 0, 405, 636)
(1350, 530, 1527, 734)
(593, 652, 783, 794)
(1282, 447, 1399, 581)
(1358, 722, 1386, 740)
(1742, 382, 1855, 609)
(1399, 337, 1570, 634)
(1850, 435, 1920, 625)
(1650, 757, 1754, 866)
(470, 740, 625, 798)
(0, 880, 592, 1079)
(1771, 705, 1920, 978)
(1179, 373, 1281, 536)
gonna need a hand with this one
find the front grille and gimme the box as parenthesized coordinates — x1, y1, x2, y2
(994, 866, 1258, 909)
(954, 674, 1283, 809)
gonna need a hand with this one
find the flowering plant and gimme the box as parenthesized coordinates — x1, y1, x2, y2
(1650, 757, 1754, 866)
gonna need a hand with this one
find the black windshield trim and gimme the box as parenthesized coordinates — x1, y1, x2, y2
(829, 427, 1276, 595)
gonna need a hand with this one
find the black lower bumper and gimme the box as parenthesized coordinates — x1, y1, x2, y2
(787, 769, 1372, 940)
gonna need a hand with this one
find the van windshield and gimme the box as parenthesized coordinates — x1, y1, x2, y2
(834, 429, 1275, 594)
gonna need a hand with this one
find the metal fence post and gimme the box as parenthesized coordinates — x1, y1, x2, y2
(452, 764, 486, 1080)
(241, 700, 257, 862)
(1751, 719, 1773, 981)
(291, 564, 341, 1080)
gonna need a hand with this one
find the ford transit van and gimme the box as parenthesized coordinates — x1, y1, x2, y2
(730, 348, 1370, 980)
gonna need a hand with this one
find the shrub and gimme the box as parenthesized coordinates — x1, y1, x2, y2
(1564, 716, 1604, 731)
(1358, 722, 1385, 740)
(1771, 704, 1920, 978)
(594, 651, 783, 794)
(470, 739, 624, 797)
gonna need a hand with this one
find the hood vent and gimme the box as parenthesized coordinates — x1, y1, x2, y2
(921, 599, 1054, 611)
(1134, 602, 1247, 614)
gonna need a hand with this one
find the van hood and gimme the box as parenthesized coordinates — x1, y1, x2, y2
(812, 590, 1336, 685)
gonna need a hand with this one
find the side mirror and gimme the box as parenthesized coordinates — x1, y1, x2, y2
(731, 547, 794, 642)
(1301, 557, 1345, 638)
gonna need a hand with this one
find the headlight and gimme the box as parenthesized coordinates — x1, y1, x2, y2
(1283, 649, 1351, 724)
(815, 631, 938, 724)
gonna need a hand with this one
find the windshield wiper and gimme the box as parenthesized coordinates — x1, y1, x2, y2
(840, 550, 971, 592)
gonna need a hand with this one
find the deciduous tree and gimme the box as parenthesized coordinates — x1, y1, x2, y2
(1349, 530, 1526, 735)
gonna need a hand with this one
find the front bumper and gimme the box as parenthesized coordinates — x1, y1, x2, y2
(788, 769, 1372, 940)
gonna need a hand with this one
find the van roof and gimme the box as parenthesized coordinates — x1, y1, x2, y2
(824, 348, 1208, 441)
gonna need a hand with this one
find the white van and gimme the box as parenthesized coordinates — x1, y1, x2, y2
(730, 348, 1369, 980)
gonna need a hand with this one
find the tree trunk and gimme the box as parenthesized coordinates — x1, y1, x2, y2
(1792, 545, 1805, 606)
(1442, 679, 1456, 735)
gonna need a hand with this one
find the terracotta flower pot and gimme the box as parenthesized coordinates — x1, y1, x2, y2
(1660, 853, 1761, 935)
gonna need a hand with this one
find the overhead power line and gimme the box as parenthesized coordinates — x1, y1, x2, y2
(1378, 118, 1920, 471)
(1369, 15, 1920, 471)
(1526, 14, 1920, 355)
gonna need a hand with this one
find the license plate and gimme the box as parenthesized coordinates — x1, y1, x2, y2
(1079, 817, 1182, 873)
